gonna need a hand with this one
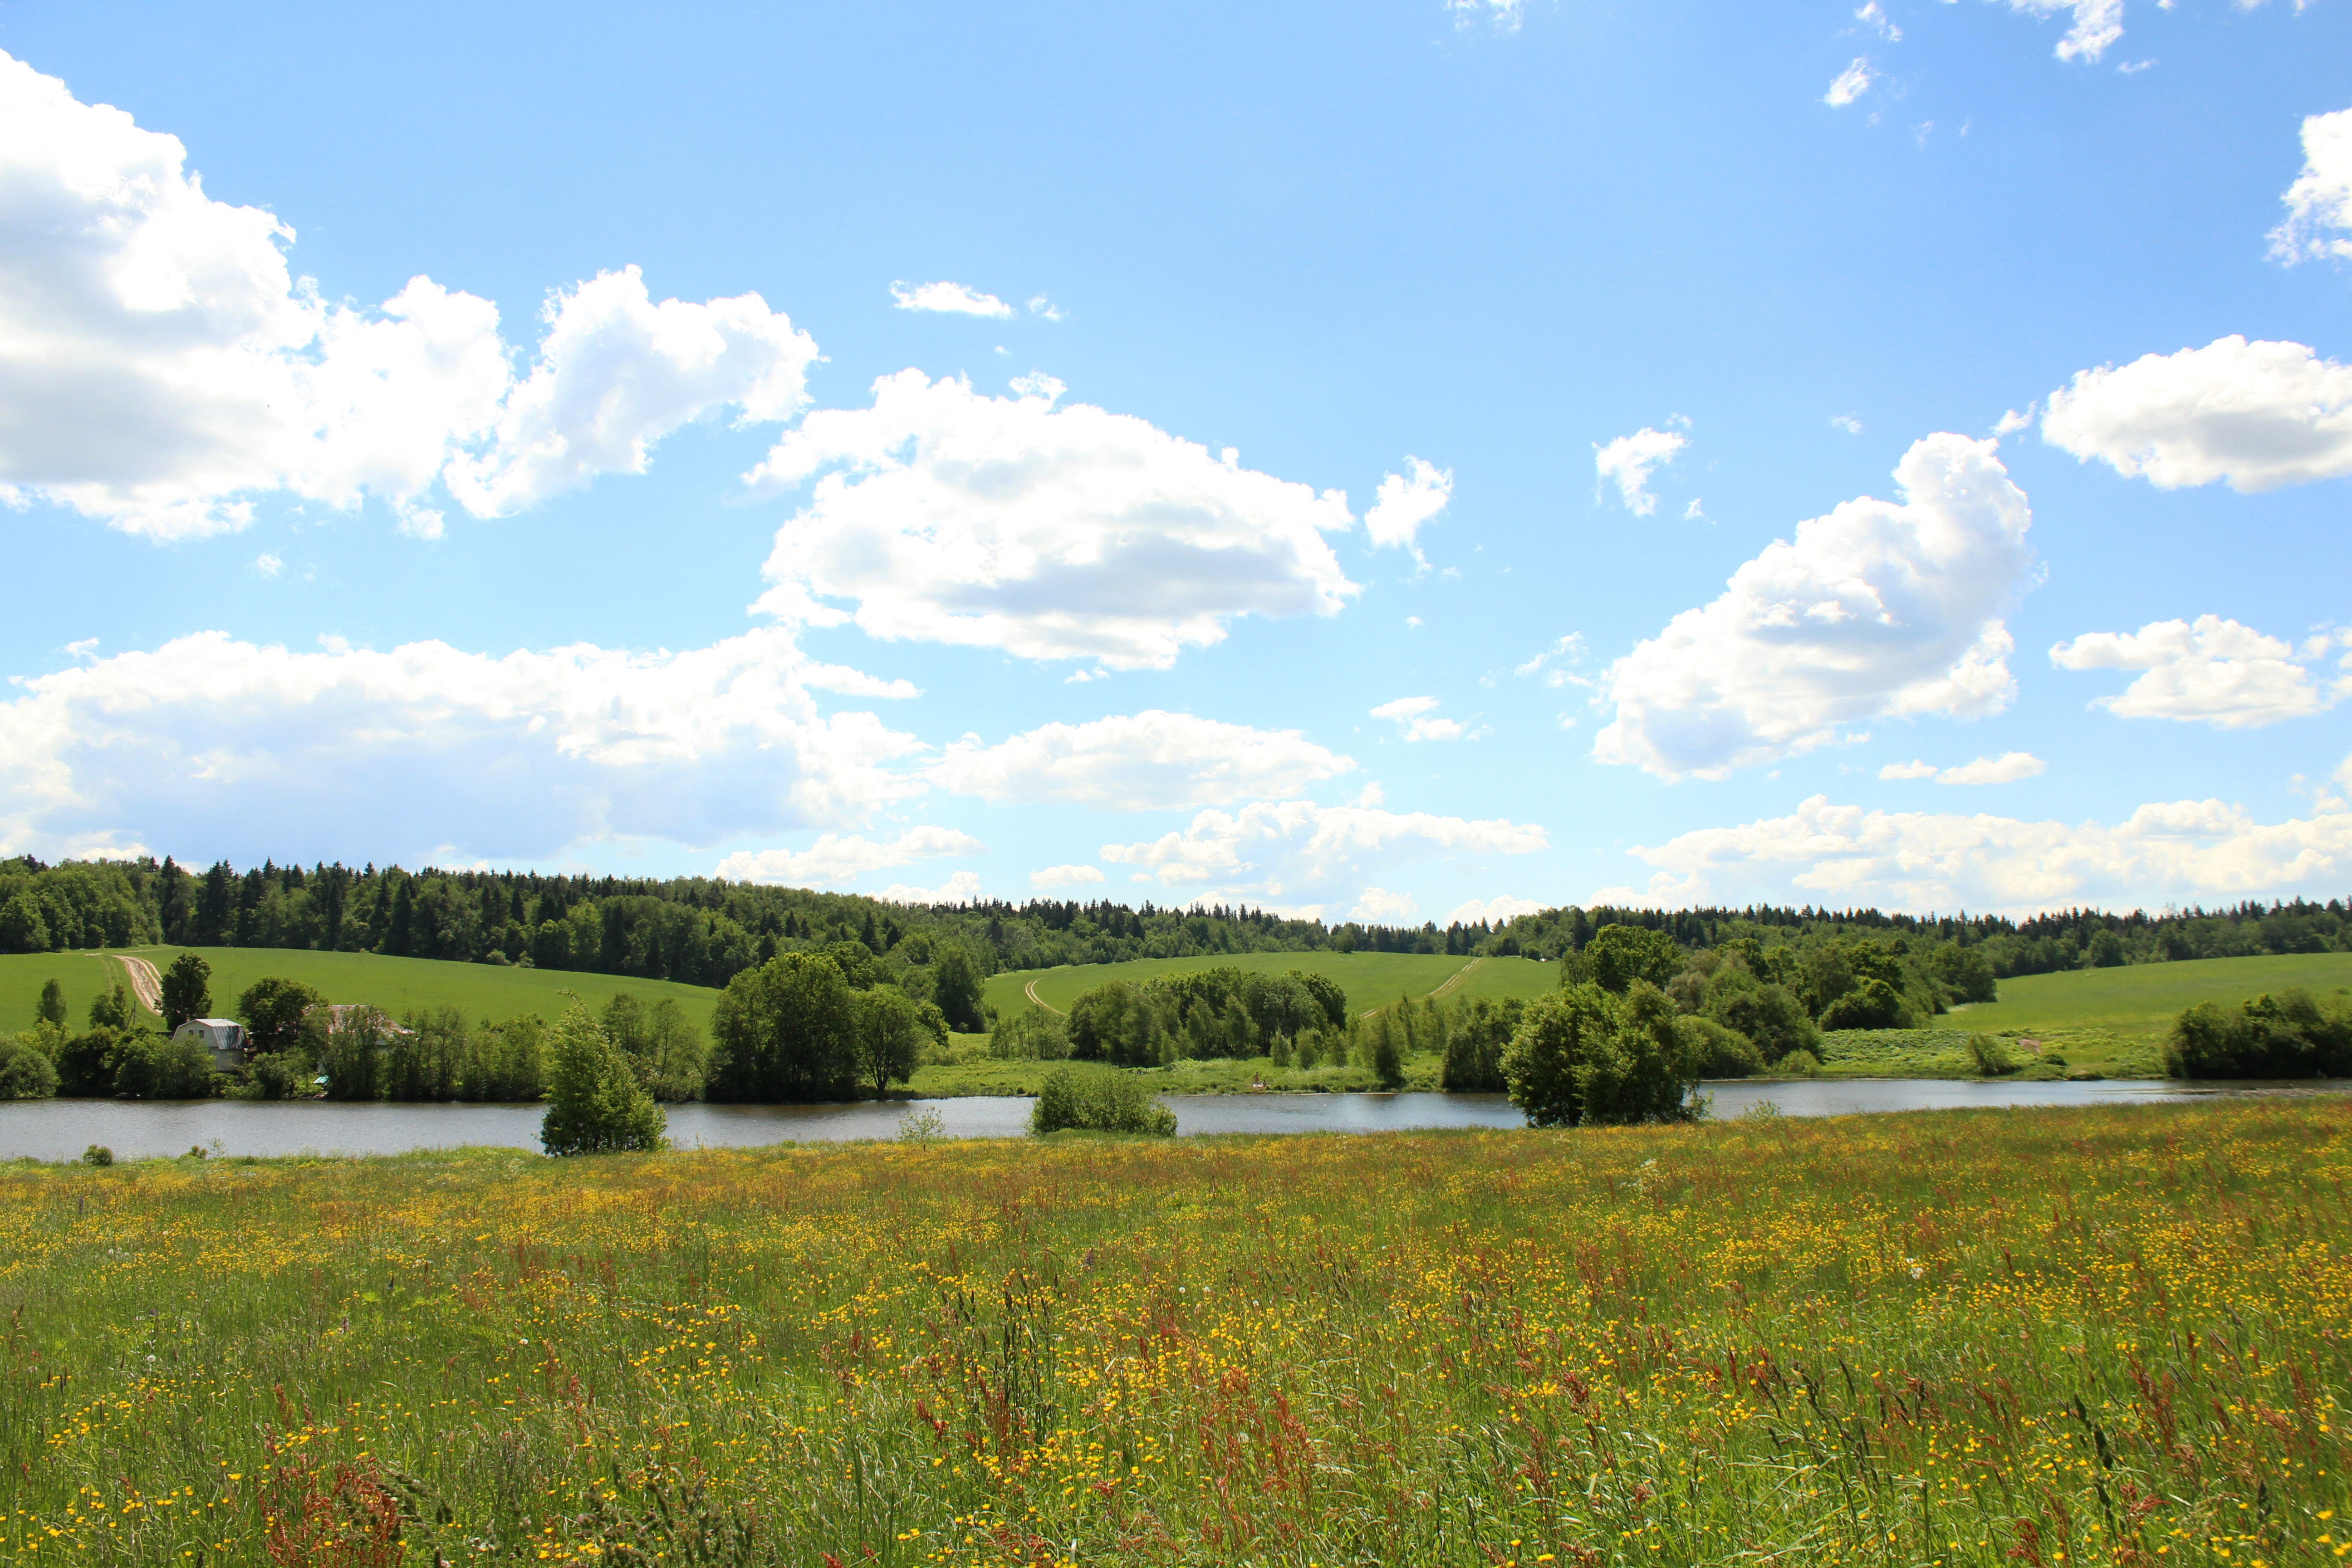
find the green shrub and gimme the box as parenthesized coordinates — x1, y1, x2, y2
(80, 1144, 113, 1167)
(1501, 980, 1700, 1127)
(1818, 977, 1910, 1032)
(1777, 1049, 1823, 1077)
(2163, 989, 2352, 1078)
(1028, 1066, 1177, 1137)
(0, 1035, 59, 1099)
(1965, 1032, 2021, 1076)
(1676, 1015, 1764, 1078)
(540, 1004, 669, 1156)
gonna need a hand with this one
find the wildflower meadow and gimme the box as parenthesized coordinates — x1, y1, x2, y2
(2, 1098, 2347, 1566)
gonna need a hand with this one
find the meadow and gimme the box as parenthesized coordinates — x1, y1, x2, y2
(981, 951, 1558, 1019)
(1, 1098, 2347, 1566)
(0, 948, 723, 1034)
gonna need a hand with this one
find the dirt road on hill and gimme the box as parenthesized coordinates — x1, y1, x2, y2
(113, 953, 164, 1014)
(1022, 979, 1066, 1015)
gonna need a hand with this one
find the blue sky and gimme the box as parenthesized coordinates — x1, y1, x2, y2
(2, 0, 2350, 922)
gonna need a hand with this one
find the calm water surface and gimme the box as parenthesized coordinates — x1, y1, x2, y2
(1, 1078, 2340, 1162)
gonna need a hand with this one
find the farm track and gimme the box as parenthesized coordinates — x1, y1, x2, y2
(112, 953, 163, 1014)
(1022, 979, 1066, 1016)
(1359, 956, 1482, 1018)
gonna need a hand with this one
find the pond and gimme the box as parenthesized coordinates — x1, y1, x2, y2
(3, 1077, 2342, 1162)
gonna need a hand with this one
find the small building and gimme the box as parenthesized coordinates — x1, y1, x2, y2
(171, 1018, 249, 1073)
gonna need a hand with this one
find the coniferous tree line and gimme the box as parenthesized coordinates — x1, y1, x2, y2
(4, 854, 2351, 991)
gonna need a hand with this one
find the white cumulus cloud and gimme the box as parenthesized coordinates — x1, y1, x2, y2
(1029, 864, 1107, 890)
(745, 371, 1358, 669)
(1999, 0, 2125, 63)
(443, 266, 818, 519)
(2271, 106, 2352, 265)
(890, 280, 1013, 318)
(1593, 423, 1688, 515)
(933, 710, 1353, 809)
(1444, 894, 1549, 926)
(1934, 751, 2047, 785)
(1364, 457, 1452, 562)
(2050, 615, 2342, 727)
(1349, 887, 1419, 924)
(2039, 336, 2352, 493)
(1823, 59, 1875, 107)
(1100, 800, 1548, 905)
(713, 826, 982, 887)
(0, 627, 920, 864)
(1879, 760, 1940, 780)
(1370, 696, 1466, 743)
(0, 51, 818, 539)
(1624, 791, 2352, 915)
(874, 870, 984, 906)
(1592, 433, 2034, 780)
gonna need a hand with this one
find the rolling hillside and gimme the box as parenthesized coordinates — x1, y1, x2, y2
(0, 947, 722, 1034)
(1950, 952, 2352, 1041)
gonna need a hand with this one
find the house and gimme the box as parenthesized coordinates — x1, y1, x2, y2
(171, 1018, 250, 1073)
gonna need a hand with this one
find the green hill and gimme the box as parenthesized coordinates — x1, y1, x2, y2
(1950, 952, 2352, 1041)
(0, 946, 721, 1034)
(982, 950, 1558, 1021)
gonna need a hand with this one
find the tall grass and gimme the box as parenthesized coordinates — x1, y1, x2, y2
(1, 1098, 2347, 1565)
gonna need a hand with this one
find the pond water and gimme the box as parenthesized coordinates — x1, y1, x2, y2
(2, 1077, 2341, 1162)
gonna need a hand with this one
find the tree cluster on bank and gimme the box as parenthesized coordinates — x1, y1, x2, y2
(7, 854, 2347, 991)
(0, 942, 956, 1106)
(2164, 988, 2352, 1078)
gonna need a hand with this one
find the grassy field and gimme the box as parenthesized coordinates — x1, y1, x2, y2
(0, 947, 722, 1034)
(983, 950, 1558, 1019)
(1, 1099, 2346, 1566)
(1951, 951, 2352, 1041)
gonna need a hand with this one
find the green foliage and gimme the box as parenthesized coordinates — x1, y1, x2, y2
(1440, 996, 1524, 1091)
(1503, 980, 1701, 1127)
(850, 987, 928, 1098)
(79, 1143, 111, 1166)
(1677, 1014, 1763, 1078)
(55, 1028, 117, 1096)
(2163, 988, 2352, 1079)
(1027, 1065, 1177, 1136)
(0, 892, 51, 954)
(1818, 975, 1911, 1032)
(108, 1030, 214, 1099)
(35, 978, 65, 1027)
(540, 1004, 669, 1156)
(235, 976, 326, 1058)
(1067, 979, 1176, 1067)
(1778, 1049, 1823, 1076)
(1583, 924, 1683, 994)
(987, 1006, 1071, 1061)
(1704, 978, 1819, 1064)
(0, 1034, 59, 1098)
(318, 1006, 391, 1102)
(601, 993, 709, 1102)
(1965, 1032, 2021, 1076)
(931, 944, 989, 1033)
(87, 979, 136, 1032)
(707, 951, 862, 1102)
(247, 1052, 301, 1100)
(160, 952, 212, 1029)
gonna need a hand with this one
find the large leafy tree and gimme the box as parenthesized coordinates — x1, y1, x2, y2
(706, 951, 862, 1102)
(1583, 924, 1684, 995)
(852, 987, 929, 1098)
(238, 977, 326, 1057)
(1502, 980, 1700, 1127)
(160, 953, 211, 1029)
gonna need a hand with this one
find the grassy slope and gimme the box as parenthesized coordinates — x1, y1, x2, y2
(1950, 951, 2352, 1037)
(984, 950, 1558, 1019)
(0, 946, 721, 1033)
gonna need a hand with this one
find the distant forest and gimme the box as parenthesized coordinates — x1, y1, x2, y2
(3, 853, 2349, 992)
